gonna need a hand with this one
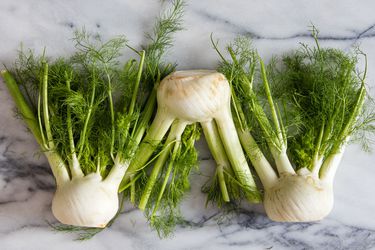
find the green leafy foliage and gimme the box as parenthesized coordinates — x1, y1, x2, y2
(9, 31, 142, 175)
(202, 167, 252, 208)
(143, 0, 185, 83)
(6, 0, 194, 240)
(114, 0, 191, 237)
(49, 223, 104, 241)
(276, 29, 373, 169)
(212, 36, 293, 156)
(5, 31, 151, 239)
(214, 27, 374, 175)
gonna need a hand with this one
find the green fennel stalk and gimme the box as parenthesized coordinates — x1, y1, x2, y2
(117, 0, 195, 237)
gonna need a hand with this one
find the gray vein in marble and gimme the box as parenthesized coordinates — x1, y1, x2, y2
(1, 0, 375, 249)
(177, 209, 375, 250)
(0, 139, 54, 191)
(194, 8, 375, 42)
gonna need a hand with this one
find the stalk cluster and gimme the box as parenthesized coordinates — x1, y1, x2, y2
(2, 2, 374, 238)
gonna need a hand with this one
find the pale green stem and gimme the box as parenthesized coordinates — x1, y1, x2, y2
(69, 155, 83, 179)
(311, 122, 325, 177)
(270, 146, 295, 176)
(231, 87, 279, 186)
(320, 82, 366, 182)
(259, 59, 284, 146)
(1, 71, 44, 146)
(139, 120, 186, 210)
(237, 129, 278, 189)
(118, 51, 146, 156)
(119, 109, 174, 191)
(42, 62, 54, 149)
(276, 103, 288, 145)
(311, 156, 324, 178)
(201, 120, 230, 202)
(215, 107, 260, 202)
(66, 77, 84, 178)
(1, 70, 69, 185)
(333, 83, 366, 153)
(138, 140, 172, 210)
(130, 176, 136, 204)
(319, 145, 346, 184)
(105, 156, 130, 189)
(37, 92, 48, 150)
(119, 87, 156, 198)
(247, 60, 295, 175)
(77, 75, 96, 160)
(44, 151, 70, 186)
(230, 84, 246, 132)
(106, 71, 115, 159)
(150, 121, 186, 219)
(128, 50, 145, 115)
(42, 63, 71, 184)
(133, 88, 157, 146)
(96, 156, 101, 174)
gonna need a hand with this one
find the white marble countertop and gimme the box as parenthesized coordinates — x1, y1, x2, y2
(1, 0, 375, 249)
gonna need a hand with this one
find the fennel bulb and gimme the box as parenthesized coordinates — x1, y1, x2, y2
(213, 29, 374, 222)
(1, 33, 146, 228)
(122, 70, 260, 222)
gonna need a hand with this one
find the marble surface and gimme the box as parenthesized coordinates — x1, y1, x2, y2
(1, 0, 375, 249)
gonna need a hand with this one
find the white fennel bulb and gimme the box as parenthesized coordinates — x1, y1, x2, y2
(52, 173, 120, 228)
(213, 32, 373, 222)
(263, 170, 333, 222)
